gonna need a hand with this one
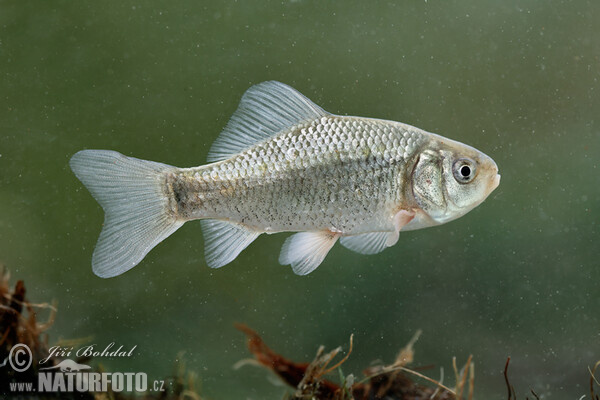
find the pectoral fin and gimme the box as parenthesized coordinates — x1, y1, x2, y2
(386, 209, 416, 246)
(341, 210, 416, 255)
(279, 231, 340, 275)
(393, 210, 416, 231)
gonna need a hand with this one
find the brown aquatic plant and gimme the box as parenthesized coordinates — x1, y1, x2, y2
(589, 360, 600, 400)
(0, 266, 203, 400)
(502, 357, 600, 400)
(503, 357, 541, 400)
(236, 323, 475, 399)
(0, 266, 58, 376)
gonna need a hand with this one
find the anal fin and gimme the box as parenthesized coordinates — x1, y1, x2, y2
(200, 220, 261, 268)
(279, 231, 340, 275)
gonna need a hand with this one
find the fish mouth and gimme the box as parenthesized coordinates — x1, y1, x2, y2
(488, 173, 501, 194)
(493, 173, 501, 189)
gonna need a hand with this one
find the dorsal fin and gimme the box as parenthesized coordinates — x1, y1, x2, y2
(207, 81, 329, 163)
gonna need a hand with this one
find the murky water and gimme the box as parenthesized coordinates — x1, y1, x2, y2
(1, 1, 598, 398)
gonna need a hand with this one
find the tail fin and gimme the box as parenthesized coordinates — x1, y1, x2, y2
(70, 150, 184, 278)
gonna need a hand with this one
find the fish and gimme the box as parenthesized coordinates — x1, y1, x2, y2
(70, 81, 500, 278)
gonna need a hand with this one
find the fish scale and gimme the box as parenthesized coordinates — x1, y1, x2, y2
(171, 116, 423, 234)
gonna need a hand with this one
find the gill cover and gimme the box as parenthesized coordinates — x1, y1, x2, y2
(412, 142, 499, 226)
(412, 150, 447, 220)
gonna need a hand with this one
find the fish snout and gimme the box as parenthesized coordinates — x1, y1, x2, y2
(486, 165, 501, 195)
(492, 173, 501, 190)
(482, 154, 500, 192)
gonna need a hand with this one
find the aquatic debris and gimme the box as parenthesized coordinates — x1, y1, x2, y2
(235, 323, 474, 399)
(590, 360, 600, 400)
(0, 266, 203, 400)
(0, 266, 58, 385)
(236, 324, 600, 399)
(503, 357, 600, 400)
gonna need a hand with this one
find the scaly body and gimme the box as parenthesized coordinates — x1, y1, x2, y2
(169, 117, 423, 234)
(70, 81, 500, 278)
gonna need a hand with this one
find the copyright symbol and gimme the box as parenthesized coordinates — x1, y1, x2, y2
(9, 344, 32, 372)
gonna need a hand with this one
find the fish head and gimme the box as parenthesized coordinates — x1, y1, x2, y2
(411, 136, 500, 225)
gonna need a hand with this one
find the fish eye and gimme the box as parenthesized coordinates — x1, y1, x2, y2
(452, 158, 477, 183)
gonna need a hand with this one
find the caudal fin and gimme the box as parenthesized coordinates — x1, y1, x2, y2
(70, 150, 184, 278)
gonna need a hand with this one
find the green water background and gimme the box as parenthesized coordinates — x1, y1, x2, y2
(1, 1, 598, 398)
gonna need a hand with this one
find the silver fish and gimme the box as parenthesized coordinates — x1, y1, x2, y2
(70, 81, 500, 278)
